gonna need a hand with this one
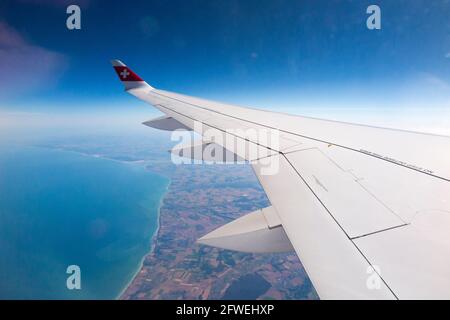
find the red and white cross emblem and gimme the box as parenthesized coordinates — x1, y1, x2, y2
(120, 69, 130, 79)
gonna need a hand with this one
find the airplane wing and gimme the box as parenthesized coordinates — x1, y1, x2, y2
(111, 60, 450, 300)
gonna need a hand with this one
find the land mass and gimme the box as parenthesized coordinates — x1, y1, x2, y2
(121, 163, 318, 300)
(35, 133, 318, 300)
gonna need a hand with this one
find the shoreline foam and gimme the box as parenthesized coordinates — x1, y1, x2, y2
(116, 177, 171, 300)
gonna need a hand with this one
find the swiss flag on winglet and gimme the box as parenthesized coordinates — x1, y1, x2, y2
(113, 66, 143, 82)
(111, 59, 144, 82)
(111, 59, 153, 90)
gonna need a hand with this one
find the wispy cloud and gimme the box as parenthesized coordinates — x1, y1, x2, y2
(446, 52, 450, 59)
(421, 73, 450, 91)
(0, 21, 67, 98)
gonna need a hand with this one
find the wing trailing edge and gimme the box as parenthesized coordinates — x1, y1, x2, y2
(171, 139, 245, 163)
(143, 116, 191, 131)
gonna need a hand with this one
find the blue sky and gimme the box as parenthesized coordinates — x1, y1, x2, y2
(0, 0, 449, 133)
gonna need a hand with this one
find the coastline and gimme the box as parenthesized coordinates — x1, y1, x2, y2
(0, 144, 173, 299)
(117, 164, 318, 300)
(116, 177, 171, 300)
(28, 144, 174, 300)
(21, 145, 316, 299)
(29, 145, 173, 300)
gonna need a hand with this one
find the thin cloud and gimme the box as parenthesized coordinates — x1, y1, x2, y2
(0, 21, 67, 98)
(422, 73, 450, 91)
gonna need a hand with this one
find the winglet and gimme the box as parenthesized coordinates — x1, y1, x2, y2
(111, 59, 153, 90)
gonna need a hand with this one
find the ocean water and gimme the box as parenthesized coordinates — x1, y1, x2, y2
(0, 145, 169, 299)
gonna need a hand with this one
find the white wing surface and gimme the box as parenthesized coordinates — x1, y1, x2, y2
(112, 60, 450, 299)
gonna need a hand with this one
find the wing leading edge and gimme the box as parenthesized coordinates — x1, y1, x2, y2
(111, 60, 450, 299)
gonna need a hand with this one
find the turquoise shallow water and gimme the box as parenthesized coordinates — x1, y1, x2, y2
(0, 145, 169, 299)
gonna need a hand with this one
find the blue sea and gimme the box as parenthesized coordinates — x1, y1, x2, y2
(0, 144, 169, 299)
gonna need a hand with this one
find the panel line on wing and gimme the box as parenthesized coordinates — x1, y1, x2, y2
(152, 90, 448, 182)
(155, 103, 278, 152)
(315, 147, 410, 225)
(349, 223, 409, 240)
(281, 153, 399, 299)
(154, 103, 279, 161)
(156, 99, 409, 234)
